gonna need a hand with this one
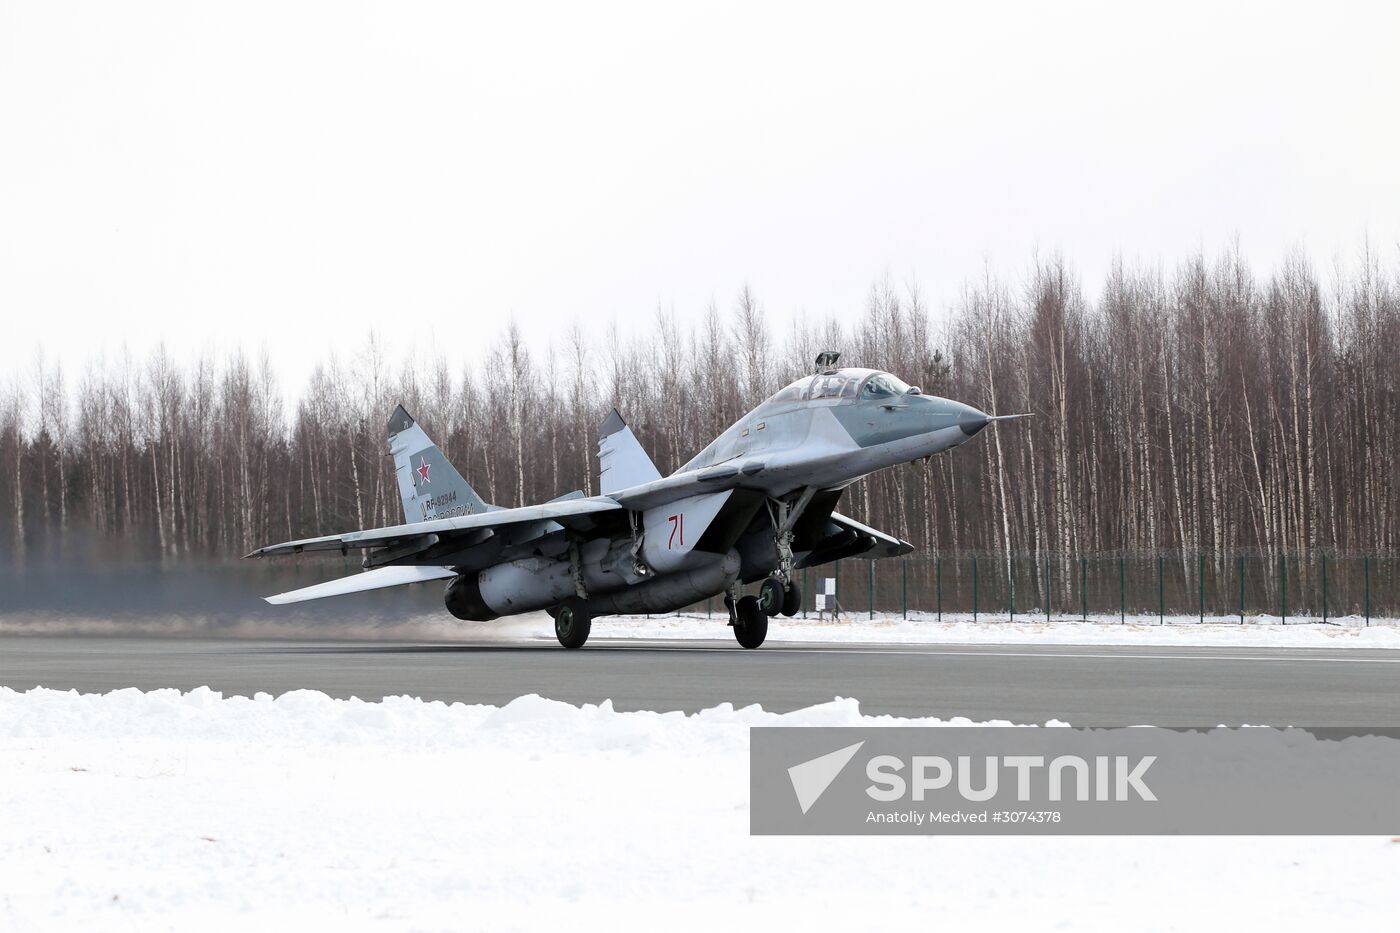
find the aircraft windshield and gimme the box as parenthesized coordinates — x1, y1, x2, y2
(807, 372, 861, 400)
(753, 368, 905, 412)
(757, 378, 810, 411)
(860, 373, 912, 399)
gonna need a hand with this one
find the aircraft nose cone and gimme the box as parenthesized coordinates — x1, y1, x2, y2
(957, 405, 990, 437)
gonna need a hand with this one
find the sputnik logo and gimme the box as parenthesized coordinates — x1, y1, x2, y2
(788, 741, 865, 814)
(417, 457, 431, 485)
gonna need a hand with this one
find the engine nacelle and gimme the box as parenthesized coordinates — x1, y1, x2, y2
(442, 541, 738, 620)
(584, 548, 741, 615)
(444, 572, 499, 622)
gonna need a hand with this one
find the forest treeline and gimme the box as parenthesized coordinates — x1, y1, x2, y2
(2, 245, 1398, 568)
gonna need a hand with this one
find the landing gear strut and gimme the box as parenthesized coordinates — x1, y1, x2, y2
(760, 488, 816, 620)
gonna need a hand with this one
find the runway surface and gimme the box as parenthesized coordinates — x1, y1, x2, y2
(3, 634, 1398, 725)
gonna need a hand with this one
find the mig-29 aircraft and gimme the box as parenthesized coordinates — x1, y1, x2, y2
(247, 352, 1023, 648)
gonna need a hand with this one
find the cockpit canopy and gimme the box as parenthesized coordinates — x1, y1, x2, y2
(754, 368, 914, 415)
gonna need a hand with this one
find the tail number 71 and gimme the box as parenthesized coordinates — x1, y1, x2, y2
(667, 513, 685, 549)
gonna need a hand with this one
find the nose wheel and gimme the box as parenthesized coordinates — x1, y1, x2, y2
(780, 580, 802, 616)
(759, 575, 802, 618)
(758, 577, 784, 616)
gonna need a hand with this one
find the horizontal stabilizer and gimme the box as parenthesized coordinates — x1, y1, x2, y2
(265, 565, 456, 605)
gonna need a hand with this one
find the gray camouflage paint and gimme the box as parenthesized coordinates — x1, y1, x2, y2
(255, 368, 1001, 617)
(679, 368, 989, 499)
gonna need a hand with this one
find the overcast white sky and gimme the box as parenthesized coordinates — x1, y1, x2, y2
(2, 0, 1397, 399)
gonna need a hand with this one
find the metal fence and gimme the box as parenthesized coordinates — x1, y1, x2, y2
(693, 553, 1400, 624)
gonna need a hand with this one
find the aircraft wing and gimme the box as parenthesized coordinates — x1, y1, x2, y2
(244, 496, 623, 558)
(796, 509, 914, 569)
(829, 511, 915, 558)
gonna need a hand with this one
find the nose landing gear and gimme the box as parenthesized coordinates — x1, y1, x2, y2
(759, 489, 814, 623)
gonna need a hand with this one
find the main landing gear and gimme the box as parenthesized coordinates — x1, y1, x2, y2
(554, 598, 592, 649)
(728, 592, 768, 649)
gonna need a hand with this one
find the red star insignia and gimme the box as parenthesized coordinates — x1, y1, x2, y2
(417, 457, 431, 484)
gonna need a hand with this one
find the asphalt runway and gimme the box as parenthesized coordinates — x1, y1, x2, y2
(3, 634, 1398, 725)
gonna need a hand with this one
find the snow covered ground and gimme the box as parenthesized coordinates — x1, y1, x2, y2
(5, 609, 1398, 649)
(596, 611, 1400, 649)
(2, 687, 1396, 931)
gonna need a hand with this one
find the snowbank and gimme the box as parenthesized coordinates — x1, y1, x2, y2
(1, 687, 1396, 931)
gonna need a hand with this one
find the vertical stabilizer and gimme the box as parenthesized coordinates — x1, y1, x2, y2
(387, 405, 490, 523)
(598, 409, 662, 494)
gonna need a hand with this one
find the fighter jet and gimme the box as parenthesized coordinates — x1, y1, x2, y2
(247, 352, 1023, 648)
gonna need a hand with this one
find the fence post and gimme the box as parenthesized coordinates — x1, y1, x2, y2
(1009, 555, 1015, 622)
(936, 557, 942, 622)
(1158, 556, 1164, 625)
(1280, 554, 1287, 624)
(1198, 552, 1204, 624)
(1119, 554, 1125, 623)
(707, 596, 712, 620)
(1081, 557, 1088, 622)
(901, 557, 907, 620)
(835, 559, 842, 618)
(1238, 554, 1244, 624)
(1045, 555, 1051, 622)
(802, 567, 809, 619)
(1321, 553, 1328, 625)
(972, 554, 979, 623)
(1364, 556, 1370, 626)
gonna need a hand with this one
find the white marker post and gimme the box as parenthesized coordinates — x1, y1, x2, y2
(815, 577, 839, 620)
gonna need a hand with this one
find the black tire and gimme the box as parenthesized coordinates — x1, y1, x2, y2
(758, 576, 785, 617)
(734, 595, 768, 649)
(555, 600, 592, 649)
(780, 580, 802, 617)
